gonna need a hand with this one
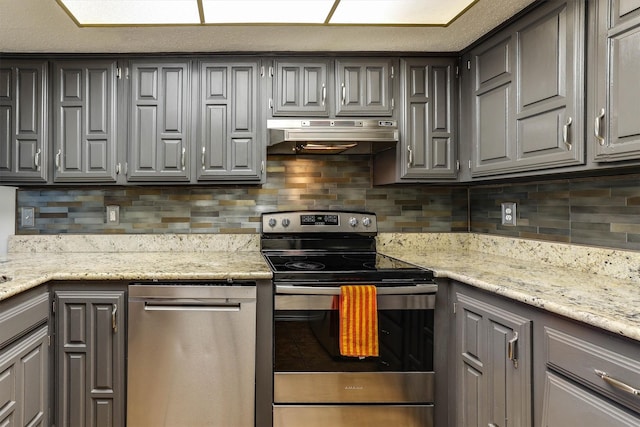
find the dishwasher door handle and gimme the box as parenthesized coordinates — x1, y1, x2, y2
(144, 302, 241, 312)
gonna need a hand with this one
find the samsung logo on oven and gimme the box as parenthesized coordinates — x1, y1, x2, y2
(344, 385, 364, 390)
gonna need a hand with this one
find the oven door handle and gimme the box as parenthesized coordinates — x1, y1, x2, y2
(275, 283, 437, 295)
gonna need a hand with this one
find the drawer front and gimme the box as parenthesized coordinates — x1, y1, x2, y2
(0, 292, 49, 348)
(542, 371, 640, 427)
(545, 326, 640, 413)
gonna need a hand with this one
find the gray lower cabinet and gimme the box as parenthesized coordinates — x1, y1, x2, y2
(53, 290, 125, 427)
(453, 286, 532, 427)
(0, 289, 49, 427)
(52, 60, 120, 183)
(271, 59, 330, 117)
(541, 320, 640, 426)
(197, 59, 264, 182)
(470, 0, 585, 177)
(0, 60, 48, 183)
(128, 60, 191, 182)
(591, 0, 640, 162)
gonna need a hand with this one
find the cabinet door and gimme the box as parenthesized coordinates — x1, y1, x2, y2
(592, 0, 640, 161)
(471, 0, 585, 177)
(455, 291, 532, 427)
(400, 58, 457, 179)
(53, 60, 119, 182)
(0, 61, 48, 182)
(272, 59, 329, 116)
(0, 326, 49, 427)
(335, 59, 394, 116)
(198, 60, 264, 181)
(128, 60, 191, 181)
(54, 290, 125, 427)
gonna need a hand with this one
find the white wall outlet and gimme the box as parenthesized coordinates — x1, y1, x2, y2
(501, 202, 517, 226)
(106, 205, 120, 225)
(21, 207, 35, 228)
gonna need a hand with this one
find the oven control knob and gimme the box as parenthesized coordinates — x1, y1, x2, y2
(348, 217, 358, 227)
(281, 218, 290, 228)
(268, 218, 277, 228)
(362, 217, 372, 227)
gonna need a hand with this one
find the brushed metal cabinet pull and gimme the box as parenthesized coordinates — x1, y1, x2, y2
(563, 116, 573, 150)
(181, 147, 186, 171)
(341, 83, 346, 105)
(595, 108, 606, 146)
(595, 369, 640, 396)
(201, 146, 206, 170)
(321, 84, 326, 107)
(34, 148, 41, 170)
(55, 149, 62, 172)
(407, 145, 413, 167)
(112, 304, 118, 333)
(508, 331, 518, 368)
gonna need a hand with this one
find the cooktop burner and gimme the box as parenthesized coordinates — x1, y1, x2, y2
(284, 261, 326, 271)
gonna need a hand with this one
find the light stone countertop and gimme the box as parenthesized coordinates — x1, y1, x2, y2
(0, 234, 272, 301)
(378, 233, 640, 342)
(2, 233, 640, 343)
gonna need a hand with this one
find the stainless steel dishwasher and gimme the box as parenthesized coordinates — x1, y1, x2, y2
(127, 281, 257, 427)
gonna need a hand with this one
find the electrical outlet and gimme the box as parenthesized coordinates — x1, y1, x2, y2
(21, 207, 35, 228)
(106, 205, 120, 225)
(501, 202, 517, 226)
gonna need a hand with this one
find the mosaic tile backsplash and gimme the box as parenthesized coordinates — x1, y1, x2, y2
(469, 173, 640, 251)
(15, 155, 469, 235)
(14, 155, 640, 251)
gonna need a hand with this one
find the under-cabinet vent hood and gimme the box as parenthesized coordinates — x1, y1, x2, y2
(267, 119, 398, 154)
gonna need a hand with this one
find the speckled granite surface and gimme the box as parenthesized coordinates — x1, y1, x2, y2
(0, 234, 271, 301)
(3, 233, 640, 342)
(378, 233, 640, 341)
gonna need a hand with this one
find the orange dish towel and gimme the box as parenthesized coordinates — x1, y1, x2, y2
(339, 285, 379, 358)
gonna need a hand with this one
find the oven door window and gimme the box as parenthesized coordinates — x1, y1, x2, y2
(274, 308, 434, 373)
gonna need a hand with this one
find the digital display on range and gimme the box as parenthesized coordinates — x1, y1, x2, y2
(300, 214, 339, 225)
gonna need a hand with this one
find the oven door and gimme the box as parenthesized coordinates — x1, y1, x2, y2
(273, 283, 436, 406)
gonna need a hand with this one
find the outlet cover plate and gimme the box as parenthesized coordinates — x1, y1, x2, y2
(21, 207, 35, 228)
(501, 202, 517, 226)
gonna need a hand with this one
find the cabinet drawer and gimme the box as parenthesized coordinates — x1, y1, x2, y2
(0, 292, 48, 348)
(545, 327, 640, 413)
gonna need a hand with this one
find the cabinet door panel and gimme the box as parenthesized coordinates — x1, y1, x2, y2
(198, 60, 262, 181)
(472, 0, 584, 177)
(335, 59, 393, 116)
(455, 290, 532, 427)
(55, 290, 125, 427)
(53, 61, 118, 182)
(0, 61, 47, 182)
(399, 58, 457, 180)
(272, 60, 329, 116)
(129, 61, 190, 181)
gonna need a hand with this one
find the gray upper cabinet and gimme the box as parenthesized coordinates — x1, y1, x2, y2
(400, 57, 457, 180)
(53, 60, 119, 183)
(591, 0, 640, 161)
(271, 59, 330, 117)
(0, 60, 48, 183)
(54, 289, 125, 427)
(197, 59, 264, 182)
(454, 286, 532, 427)
(128, 60, 191, 182)
(470, 0, 585, 177)
(335, 58, 395, 117)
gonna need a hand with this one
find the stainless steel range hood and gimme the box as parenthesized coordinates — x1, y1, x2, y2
(267, 119, 398, 154)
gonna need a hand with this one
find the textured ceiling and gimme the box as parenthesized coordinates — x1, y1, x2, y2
(0, 0, 538, 53)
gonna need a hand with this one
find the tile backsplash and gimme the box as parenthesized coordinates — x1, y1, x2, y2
(469, 173, 640, 251)
(14, 155, 640, 251)
(16, 155, 468, 235)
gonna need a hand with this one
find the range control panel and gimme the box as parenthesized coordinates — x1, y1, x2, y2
(262, 211, 377, 234)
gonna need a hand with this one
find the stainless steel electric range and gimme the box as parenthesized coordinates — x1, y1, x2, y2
(261, 210, 437, 427)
